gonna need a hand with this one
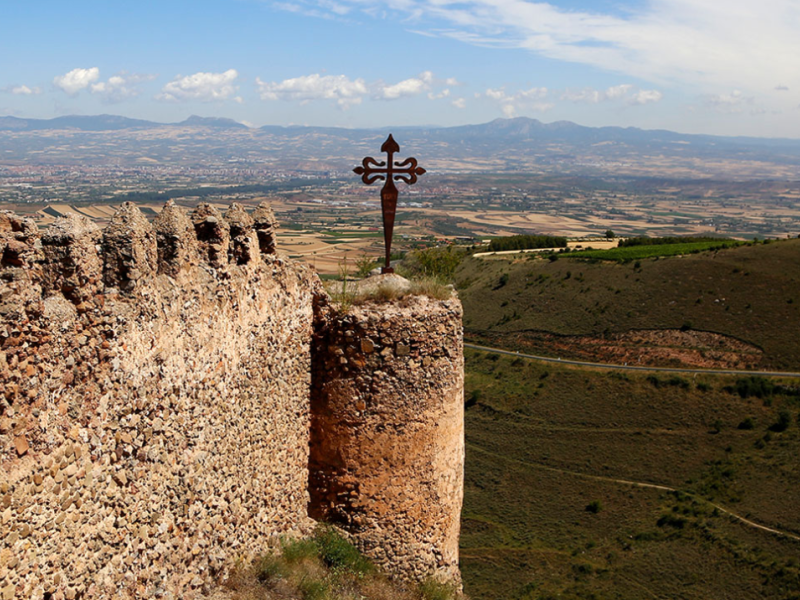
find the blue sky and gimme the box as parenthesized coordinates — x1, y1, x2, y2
(1, 0, 798, 137)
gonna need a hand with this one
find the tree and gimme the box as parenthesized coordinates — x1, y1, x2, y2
(604, 230, 616, 239)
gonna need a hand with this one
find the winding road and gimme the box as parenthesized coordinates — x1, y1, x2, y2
(468, 443, 800, 543)
(464, 342, 800, 378)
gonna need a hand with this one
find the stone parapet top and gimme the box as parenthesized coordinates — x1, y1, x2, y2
(0, 200, 282, 315)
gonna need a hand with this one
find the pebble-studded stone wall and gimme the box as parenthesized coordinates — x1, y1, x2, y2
(309, 294, 464, 585)
(0, 201, 319, 600)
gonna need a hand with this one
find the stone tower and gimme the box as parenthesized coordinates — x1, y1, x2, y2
(309, 291, 464, 584)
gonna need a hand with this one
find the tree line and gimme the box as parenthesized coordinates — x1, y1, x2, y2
(619, 236, 732, 247)
(488, 235, 567, 252)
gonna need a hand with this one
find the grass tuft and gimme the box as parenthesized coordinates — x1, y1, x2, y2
(407, 277, 453, 301)
(314, 525, 374, 576)
(222, 525, 461, 600)
(419, 578, 459, 600)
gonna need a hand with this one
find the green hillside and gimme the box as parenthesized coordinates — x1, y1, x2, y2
(456, 238, 800, 370)
(461, 349, 800, 600)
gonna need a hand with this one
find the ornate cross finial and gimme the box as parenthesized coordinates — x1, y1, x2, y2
(354, 134, 426, 273)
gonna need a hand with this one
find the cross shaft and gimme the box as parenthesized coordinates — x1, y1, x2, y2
(354, 134, 426, 273)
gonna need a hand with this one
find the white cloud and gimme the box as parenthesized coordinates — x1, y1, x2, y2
(53, 67, 100, 95)
(561, 88, 608, 104)
(605, 84, 633, 100)
(256, 71, 457, 107)
(294, 0, 800, 96)
(256, 74, 367, 108)
(428, 89, 450, 100)
(452, 97, 466, 109)
(157, 70, 239, 102)
(628, 89, 663, 105)
(484, 86, 552, 116)
(561, 84, 661, 105)
(376, 71, 433, 99)
(704, 90, 761, 114)
(2, 85, 42, 96)
(91, 73, 157, 103)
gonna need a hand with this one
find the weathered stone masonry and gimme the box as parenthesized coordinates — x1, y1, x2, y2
(310, 297, 464, 584)
(0, 202, 317, 599)
(0, 200, 464, 599)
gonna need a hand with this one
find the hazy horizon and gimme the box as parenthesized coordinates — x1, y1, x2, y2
(7, 112, 800, 142)
(2, 1, 799, 139)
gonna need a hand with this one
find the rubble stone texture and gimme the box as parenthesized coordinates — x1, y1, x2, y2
(0, 203, 318, 599)
(309, 296, 465, 585)
(224, 204, 257, 266)
(0, 201, 464, 599)
(154, 200, 199, 277)
(190, 204, 230, 270)
(251, 202, 278, 256)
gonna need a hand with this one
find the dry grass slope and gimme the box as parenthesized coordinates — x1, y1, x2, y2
(461, 349, 800, 600)
(457, 238, 800, 369)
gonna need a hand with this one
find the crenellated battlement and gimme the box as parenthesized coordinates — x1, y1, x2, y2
(0, 200, 281, 316)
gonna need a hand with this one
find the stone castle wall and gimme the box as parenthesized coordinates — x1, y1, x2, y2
(309, 295, 464, 584)
(0, 200, 465, 599)
(0, 202, 317, 599)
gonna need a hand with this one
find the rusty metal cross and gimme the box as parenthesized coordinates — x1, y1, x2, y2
(354, 134, 426, 273)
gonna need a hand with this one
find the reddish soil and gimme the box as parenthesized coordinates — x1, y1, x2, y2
(470, 329, 764, 370)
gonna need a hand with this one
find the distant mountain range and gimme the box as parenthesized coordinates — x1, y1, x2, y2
(3, 114, 800, 176)
(1, 113, 798, 146)
(0, 114, 249, 131)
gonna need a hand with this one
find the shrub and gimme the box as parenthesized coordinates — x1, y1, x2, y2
(657, 514, 687, 529)
(646, 375, 662, 388)
(737, 417, 756, 430)
(408, 277, 453, 300)
(668, 376, 690, 389)
(731, 376, 775, 399)
(419, 578, 458, 600)
(356, 253, 378, 278)
(514, 581, 538, 599)
(314, 525, 374, 575)
(281, 537, 319, 563)
(400, 246, 463, 283)
(585, 500, 602, 514)
(298, 578, 330, 600)
(254, 553, 284, 583)
(769, 410, 792, 433)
